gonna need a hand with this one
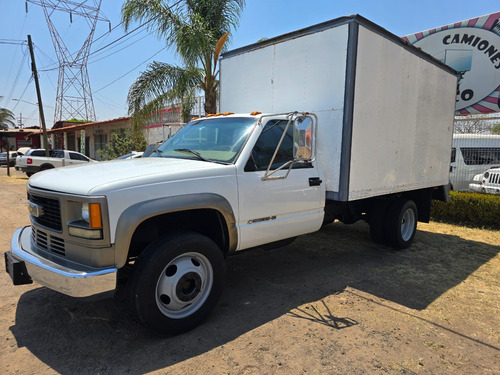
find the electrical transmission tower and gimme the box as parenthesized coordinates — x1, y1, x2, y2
(26, 0, 109, 123)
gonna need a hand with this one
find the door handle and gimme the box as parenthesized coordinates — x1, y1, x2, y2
(309, 177, 322, 186)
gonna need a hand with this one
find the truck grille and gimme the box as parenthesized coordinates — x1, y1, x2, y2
(32, 227, 66, 256)
(488, 172, 500, 185)
(28, 193, 62, 231)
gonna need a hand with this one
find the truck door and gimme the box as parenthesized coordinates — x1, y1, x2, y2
(236, 118, 325, 250)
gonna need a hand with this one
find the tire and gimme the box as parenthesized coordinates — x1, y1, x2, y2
(369, 200, 389, 244)
(130, 231, 225, 336)
(384, 199, 418, 250)
(40, 164, 54, 171)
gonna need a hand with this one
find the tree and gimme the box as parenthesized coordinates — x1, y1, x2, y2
(121, 0, 245, 122)
(453, 118, 493, 134)
(0, 107, 15, 130)
(97, 126, 148, 160)
(492, 123, 500, 135)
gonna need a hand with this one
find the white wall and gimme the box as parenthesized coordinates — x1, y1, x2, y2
(348, 25, 457, 199)
(220, 25, 349, 192)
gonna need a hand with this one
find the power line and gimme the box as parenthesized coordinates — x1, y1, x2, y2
(88, 30, 153, 65)
(0, 39, 26, 45)
(89, 0, 183, 58)
(5, 48, 29, 105)
(93, 19, 124, 45)
(11, 78, 34, 112)
(89, 17, 155, 57)
(94, 46, 168, 93)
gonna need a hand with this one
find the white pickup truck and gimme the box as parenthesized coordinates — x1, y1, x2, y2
(15, 149, 95, 176)
(5, 15, 457, 336)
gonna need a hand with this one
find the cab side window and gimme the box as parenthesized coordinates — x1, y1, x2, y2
(69, 152, 88, 161)
(245, 120, 310, 172)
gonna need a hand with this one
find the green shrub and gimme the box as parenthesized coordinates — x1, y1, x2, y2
(431, 191, 500, 229)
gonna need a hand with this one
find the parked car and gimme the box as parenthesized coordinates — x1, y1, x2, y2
(0, 151, 20, 167)
(469, 167, 500, 194)
(115, 151, 144, 160)
(15, 149, 96, 176)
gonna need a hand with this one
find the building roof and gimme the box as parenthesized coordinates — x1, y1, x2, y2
(47, 117, 131, 134)
(0, 127, 42, 136)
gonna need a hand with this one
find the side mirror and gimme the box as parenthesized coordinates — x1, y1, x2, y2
(293, 116, 314, 161)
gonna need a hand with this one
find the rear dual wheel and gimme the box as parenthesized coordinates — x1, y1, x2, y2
(370, 199, 418, 249)
(130, 232, 225, 336)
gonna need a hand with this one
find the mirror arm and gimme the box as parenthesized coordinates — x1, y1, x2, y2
(262, 160, 295, 181)
(263, 114, 295, 178)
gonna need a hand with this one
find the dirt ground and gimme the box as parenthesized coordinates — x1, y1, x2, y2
(1, 166, 499, 375)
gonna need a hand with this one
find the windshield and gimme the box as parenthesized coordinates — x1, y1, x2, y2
(152, 117, 256, 163)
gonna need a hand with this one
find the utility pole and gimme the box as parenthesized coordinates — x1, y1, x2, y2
(18, 113, 23, 128)
(27, 34, 50, 157)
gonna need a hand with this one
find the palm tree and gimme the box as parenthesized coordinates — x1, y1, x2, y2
(0, 107, 16, 130)
(121, 0, 245, 122)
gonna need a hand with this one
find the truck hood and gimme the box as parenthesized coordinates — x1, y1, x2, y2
(28, 157, 236, 195)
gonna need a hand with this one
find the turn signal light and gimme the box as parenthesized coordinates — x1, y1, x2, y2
(89, 203, 102, 229)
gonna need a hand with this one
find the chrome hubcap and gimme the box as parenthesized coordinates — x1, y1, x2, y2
(400, 208, 416, 241)
(155, 252, 213, 319)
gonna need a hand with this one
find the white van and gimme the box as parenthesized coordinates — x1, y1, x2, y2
(450, 134, 500, 191)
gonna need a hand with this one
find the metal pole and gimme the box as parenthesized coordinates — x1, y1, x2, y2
(27, 35, 50, 157)
(6, 140, 10, 177)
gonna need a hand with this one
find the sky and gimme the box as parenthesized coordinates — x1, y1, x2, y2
(0, 0, 499, 128)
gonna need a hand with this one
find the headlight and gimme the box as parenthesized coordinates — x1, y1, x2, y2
(82, 203, 90, 222)
(484, 172, 490, 179)
(69, 202, 103, 239)
(81, 202, 102, 228)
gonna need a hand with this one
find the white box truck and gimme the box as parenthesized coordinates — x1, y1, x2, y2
(5, 15, 457, 335)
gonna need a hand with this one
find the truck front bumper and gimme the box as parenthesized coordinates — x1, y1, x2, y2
(5, 226, 117, 297)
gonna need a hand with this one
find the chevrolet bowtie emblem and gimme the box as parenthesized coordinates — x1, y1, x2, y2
(28, 201, 44, 218)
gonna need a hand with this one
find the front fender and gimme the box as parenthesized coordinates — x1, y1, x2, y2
(113, 193, 237, 267)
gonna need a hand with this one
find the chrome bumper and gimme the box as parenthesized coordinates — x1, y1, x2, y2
(8, 226, 117, 297)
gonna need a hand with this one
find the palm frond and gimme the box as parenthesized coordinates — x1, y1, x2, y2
(127, 62, 201, 115)
(122, 0, 246, 115)
(0, 108, 16, 129)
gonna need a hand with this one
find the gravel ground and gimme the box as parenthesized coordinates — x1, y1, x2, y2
(1, 166, 499, 374)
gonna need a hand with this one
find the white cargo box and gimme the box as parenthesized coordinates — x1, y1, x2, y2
(220, 15, 457, 201)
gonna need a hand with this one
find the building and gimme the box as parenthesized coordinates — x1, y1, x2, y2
(47, 117, 132, 160)
(143, 106, 183, 146)
(0, 127, 41, 152)
(142, 96, 207, 145)
(4, 96, 208, 158)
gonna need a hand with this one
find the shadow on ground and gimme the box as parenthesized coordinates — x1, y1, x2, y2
(9, 221, 499, 374)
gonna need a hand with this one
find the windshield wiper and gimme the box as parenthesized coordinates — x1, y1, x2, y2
(174, 148, 210, 162)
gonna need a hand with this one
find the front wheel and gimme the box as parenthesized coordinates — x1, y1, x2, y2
(130, 232, 225, 336)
